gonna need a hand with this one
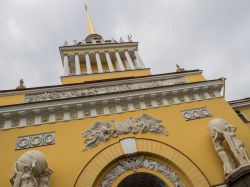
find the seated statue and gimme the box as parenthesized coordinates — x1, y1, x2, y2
(10, 150, 52, 187)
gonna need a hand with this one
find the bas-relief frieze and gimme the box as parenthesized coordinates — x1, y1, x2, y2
(100, 155, 185, 187)
(82, 114, 168, 151)
(182, 107, 212, 121)
(25, 77, 186, 103)
(16, 132, 55, 150)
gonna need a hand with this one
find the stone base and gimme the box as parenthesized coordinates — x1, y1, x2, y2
(225, 165, 250, 187)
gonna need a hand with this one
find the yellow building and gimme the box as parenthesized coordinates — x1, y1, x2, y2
(1, 4, 250, 187)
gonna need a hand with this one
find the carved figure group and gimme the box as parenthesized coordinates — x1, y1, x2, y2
(208, 118, 250, 177)
(82, 114, 168, 151)
(10, 150, 52, 187)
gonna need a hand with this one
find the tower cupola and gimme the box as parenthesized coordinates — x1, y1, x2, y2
(59, 4, 150, 85)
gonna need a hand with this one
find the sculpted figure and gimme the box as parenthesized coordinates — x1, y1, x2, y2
(223, 125, 250, 165)
(208, 118, 250, 177)
(16, 79, 26, 90)
(135, 114, 168, 135)
(119, 37, 124, 43)
(127, 34, 132, 42)
(210, 129, 235, 176)
(10, 150, 52, 187)
(113, 119, 132, 137)
(83, 122, 112, 151)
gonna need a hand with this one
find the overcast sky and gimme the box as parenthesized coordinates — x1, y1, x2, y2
(0, 0, 249, 100)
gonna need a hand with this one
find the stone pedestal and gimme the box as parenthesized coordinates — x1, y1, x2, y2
(225, 165, 250, 187)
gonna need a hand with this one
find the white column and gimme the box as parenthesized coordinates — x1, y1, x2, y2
(63, 55, 70, 76)
(115, 51, 125, 71)
(105, 52, 114, 72)
(134, 50, 145, 68)
(75, 54, 81, 75)
(85, 53, 92, 74)
(95, 52, 104, 73)
(125, 51, 135, 70)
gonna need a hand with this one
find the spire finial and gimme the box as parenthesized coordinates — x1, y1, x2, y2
(84, 3, 96, 35)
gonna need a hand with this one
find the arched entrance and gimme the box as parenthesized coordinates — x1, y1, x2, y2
(118, 172, 167, 187)
(74, 138, 210, 187)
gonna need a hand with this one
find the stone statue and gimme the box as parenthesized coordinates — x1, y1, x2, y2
(63, 41, 68, 46)
(208, 118, 250, 177)
(127, 34, 132, 42)
(73, 40, 78, 45)
(16, 79, 26, 90)
(119, 37, 124, 43)
(176, 64, 185, 72)
(10, 150, 52, 187)
(223, 125, 250, 165)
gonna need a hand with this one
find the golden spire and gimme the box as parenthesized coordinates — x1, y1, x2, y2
(84, 3, 96, 34)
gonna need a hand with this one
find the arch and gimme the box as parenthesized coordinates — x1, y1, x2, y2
(117, 171, 168, 187)
(74, 138, 210, 187)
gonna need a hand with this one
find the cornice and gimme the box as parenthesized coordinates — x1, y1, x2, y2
(0, 78, 223, 131)
(59, 42, 138, 55)
(0, 70, 202, 97)
(0, 79, 222, 113)
(229, 98, 250, 108)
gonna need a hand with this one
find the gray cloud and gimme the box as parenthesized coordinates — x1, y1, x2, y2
(0, 0, 249, 100)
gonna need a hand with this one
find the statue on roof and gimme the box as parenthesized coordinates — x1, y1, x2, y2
(127, 34, 132, 42)
(16, 79, 26, 90)
(176, 64, 185, 72)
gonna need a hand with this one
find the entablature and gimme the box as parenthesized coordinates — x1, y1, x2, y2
(0, 78, 223, 130)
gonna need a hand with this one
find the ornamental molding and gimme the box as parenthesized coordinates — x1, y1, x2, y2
(59, 42, 138, 54)
(100, 155, 185, 187)
(0, 79, 223, 130)
(25, 77, 187, 103)
(182, 107, 212, 121)
(229, 98, 250, 109)
(82, 114, 168, 151)
(16, 132, 55, 150)
(0, 71, 202, 97)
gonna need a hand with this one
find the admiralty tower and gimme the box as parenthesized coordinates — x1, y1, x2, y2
(0, 4, 250, 187)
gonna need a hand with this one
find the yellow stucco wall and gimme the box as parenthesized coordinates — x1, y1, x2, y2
(61, 69, 151, 84)
(0, 94, 24, 107)
(0, 97, 249, 186)
(185, 73, 205, 82)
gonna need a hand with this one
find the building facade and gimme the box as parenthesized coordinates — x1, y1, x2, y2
(0, 5, 250, 187)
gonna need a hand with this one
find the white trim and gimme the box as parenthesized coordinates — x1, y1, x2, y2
(0, 70, 202, 97)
